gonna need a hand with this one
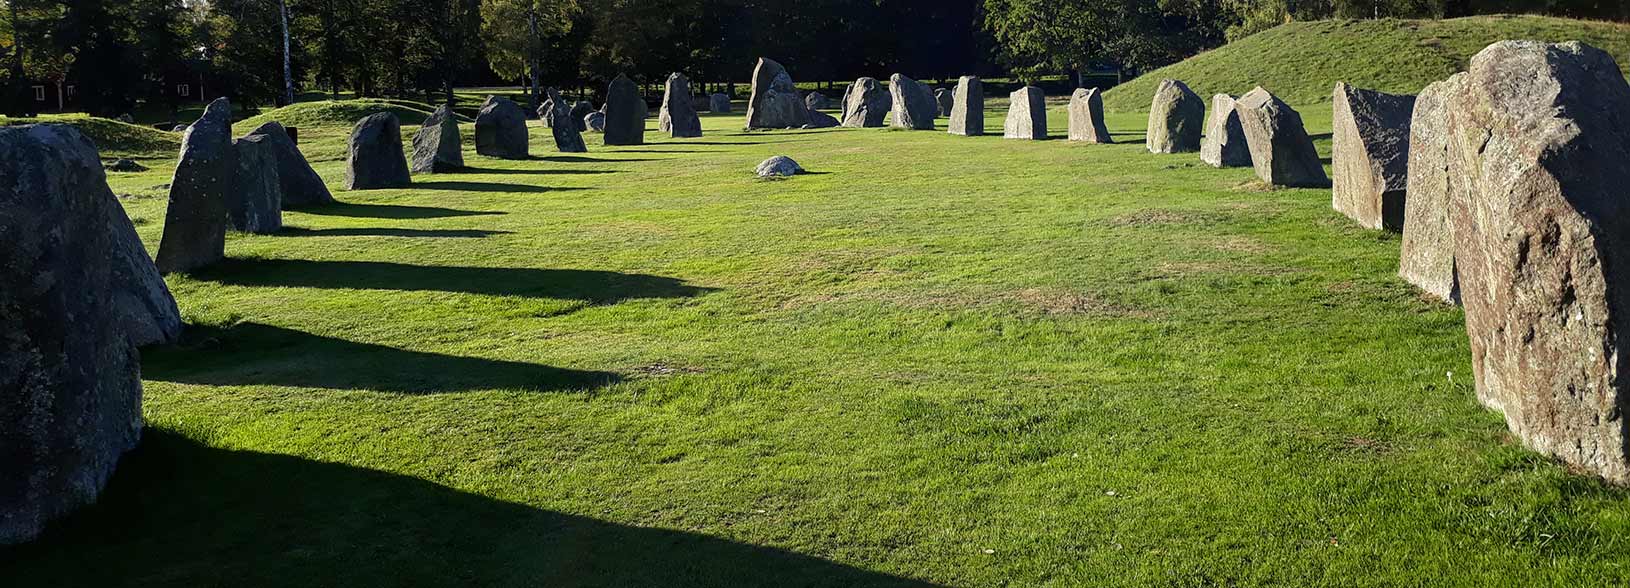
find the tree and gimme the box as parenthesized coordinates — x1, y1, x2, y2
(482, 0, 576, 111)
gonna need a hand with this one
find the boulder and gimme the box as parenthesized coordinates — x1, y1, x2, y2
(1235, 87, 1328, 187)
(889, 74, 938, 130)
(1398, 77, 1461, 304)
(1003, 86, 1046, 140)
(344, 112, 411, 190)
(659, 73, 703, 138)
(604, 74, 646, 146)
(474, 95, 528, 159)
(1200, 94, 1251, 168)
(411, 104, 464, 173)
(755, 155, 803, 178)
(1067, 88, 1112, 143)
(948, 76, 984, 136)
(584, 111, 607, 133)
(0, 124, 158, 545)
(803, 109, 840, 129)
(710, 93, 732, 113)
(228, 132, 283, 234)
(1444, 41, 1630, 484)
(841, 77, 890, 128)
(156, 97, 232, 274)
(745, 58, 808, 129)
(248, 121, 333, 207)
(104, 158, 147, 172)
(570, 101, 594, 131)
(805, 92, 831, 111)
(1145, 79, 1204, 153)
(116, 113, 134, 124)
(545, 88, 588, 153)
(935, 88, 954, 117)
(1332, 82, 1416, 230)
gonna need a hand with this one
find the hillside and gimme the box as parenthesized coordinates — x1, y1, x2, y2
(0, 114, 181, 156)
(1101, 15, 1630, 111)
(234, 98, 459, 133)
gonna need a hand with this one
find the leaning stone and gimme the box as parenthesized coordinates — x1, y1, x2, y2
(659, 73, 703, 138)
(1146, 79, 1204, 153)
(1200, 94, 1250, 168)
(345, 112, 411, 190)
(755, 155, 803, 178)
(1003, 86, 1046, 140)
(1332, 82, 1416, 230)
(1067, 88, 1112, 143)
(248, 121, 333, 207)
(604, 74, 646, 145)
(584, 111, 607, 133)
(228, 132, 283, 234)
(710, 93, 731, 113)
(545, 88, 588, 153)
(1398, 77, 1461, 304)
(948, 76, 984, 136)
(104, 158, 148, 172)
(474, 95, 528, 159)
(936, 88, 954, 117)
(411, 104, 464, 173)
(889, 74, 938, 130)
(1235, 87, 1328, 187)
(805, 92, 831, 111)
(156, 97, 232, 274)
(0, 124, 157, 545)
(570, 101, 594, 131)
(841, 77, 890, 128)
(746, 58, 808, 129)
(1445, 40, 1630, 484)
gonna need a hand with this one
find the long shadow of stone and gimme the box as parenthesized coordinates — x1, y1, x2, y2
(141, 322, 618, 394)
(537, 155, 667, 163)
(3, 430, 942, 587)
(451, 167, 620, 176)
(295, 202, 503, 220)
(278, 227, 513, 239)
(410, 181, 591, 194)
(193, 259, 716, 303)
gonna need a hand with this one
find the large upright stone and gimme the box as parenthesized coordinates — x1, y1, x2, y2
(1235, 87, 1328, 188)
(411, 104, 463, 173)
(1332, 82, 1416, 230)
(935, 88, 954, 117)
(710, 93, 731, 113)
(948, 76, 984, 136)
(1200, 94, 1250, 168)
(745, 58, 808, 129)
(345, 112, 410, 190)
(228, 132, 283, 234)
(1067, 88, 1112, 143)
(474, 95, 528, 159)
(0, 124, 156, 545)
(1003, 86, 1046, 140)
(841, 77, 890, 128)
(889, 74, 937, 130)
(604, 74, 646, 146)
(1146, 79, 1204, 154)
(545, 88, 588, 153)
(156, 97, 232, 274)
(1398, 77, 1461, 304)
(247, 121, 333, 207)
(1444, 41, 1630, 484)
(659, 73, 703, 138)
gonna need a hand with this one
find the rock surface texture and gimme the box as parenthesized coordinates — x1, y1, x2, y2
(584, 111, 607, 133)
(1146, 79, 1204, 153)
(156, 97, 233, 274)
(1200, 94, 1250, 168)
(841, 77, 890, 128)
(659, 73, 703, 138)
(1003, 86, 1046, 140)
(746, 58, 808, 129)
(1067, 88, 1112, 143)
(546, 89, 588, 153)
(936, 88, 954, 117)
(1332, 82, 1417, 230)
(228, 132, 283, 234)
(710, 93, 731, 113)
(755, 156, 803, 178)
(948, 76, 984, 136)
(248, 121, 332, 207)
(1235, 87, 1328, 187)
(411, 104, 464, 173)
(805, 92, 831, 111)
(1399, 77, 1462, 304)
(474, 96, 529, 159)
(604, 75, 646, 146)
(889, 74, 937, 130)
(345, 112, 411, 190)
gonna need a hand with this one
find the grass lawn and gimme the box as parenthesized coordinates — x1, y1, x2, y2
(3, 95, 1629, 587)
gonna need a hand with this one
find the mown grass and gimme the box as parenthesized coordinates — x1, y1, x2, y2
(1101, 15, 1630, 111)
(3, 96, 1628, 587)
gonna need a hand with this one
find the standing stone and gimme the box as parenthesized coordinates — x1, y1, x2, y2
(948, 76, 984, 137)
(1200, 94, 1251, 168)
(345, 112, 411, 190)
(1003, 86, 1046, 140)
(156, 97, 232, 274)
(659, 73, 703, 138)
(474, 95, 528, 159)
(710, 93, 732, 113)
(228, 132, 282, 234)
(0, 124, 155, 545)
(745, 58, 808, 129)
(805, 92, 831, 111)
(935, 88, 954, 117)
(584, 111, 607, 133)
(1332, 82, 1416, 231)
(889, 74, 938, 130)
(1398, 77, 1462, 304)
(841, 77, 890, 128)
(248, 121, 333, 207)
(604, 74, 646, 146)
(545, 88, 588, 153)
(1235, 87, 1328, 188)
(411, 104, 464, 173)
(1444, 41, 1630, 484)
(1067, 88, 1113, 143)
(1146, 79, 1204, 154)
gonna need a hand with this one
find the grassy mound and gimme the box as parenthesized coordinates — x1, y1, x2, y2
(236, 98, 455, 132)
(1101, 15, 1630, 111)
(0, 114, 181, 155)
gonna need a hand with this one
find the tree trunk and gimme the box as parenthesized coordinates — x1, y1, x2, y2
(280, 0, 294, 105)
(526, 6, 541, 114)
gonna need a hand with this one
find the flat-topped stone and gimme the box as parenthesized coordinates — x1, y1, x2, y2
(228, 131, 283, 234)
(1235, 87, 1328, 187)
(948, 76, 984, 136)
(1332, 82, 1416, 230)
(1146, 79, 1204, 153)
(345, 112, 411, 190)
(1003, 86, 1046, 140)
(1067, 88, 1112, 143)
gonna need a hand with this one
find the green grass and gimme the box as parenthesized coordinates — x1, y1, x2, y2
(0, 113, 181, 156)
(3, 99, 1629, 587)
(1102, 15, 1630, 111)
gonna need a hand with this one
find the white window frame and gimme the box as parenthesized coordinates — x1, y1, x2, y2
(176, 84, 190, 97)
(32, 86, 45, 101)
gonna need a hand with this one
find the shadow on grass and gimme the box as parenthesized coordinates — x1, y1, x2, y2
(277, 227, 514, 239)
(294, 202, 503, 220)
(142, 322, 617, 394)
(2, 430, 941, 587)
(451, 167, 620, 176)
(537, 155, 667, 163)
(410, 181, 592, 194)
(193, 259, 716, 303)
